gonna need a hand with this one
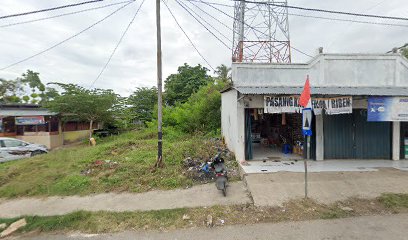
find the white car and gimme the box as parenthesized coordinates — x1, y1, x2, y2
(0, 137, 48, 163)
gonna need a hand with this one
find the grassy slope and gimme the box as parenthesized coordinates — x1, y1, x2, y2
(0, 128, 219, 198)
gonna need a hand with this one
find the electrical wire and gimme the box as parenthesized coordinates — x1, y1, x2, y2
(187, 0, 408, 28)
(175, 0, 232, 50)
(90, 0, 146, 88)
(0, 0, 105, 20)
(162, 0, 215, 72)
(288, 12, 408, 28)
(178, 0, 232, 44)
(0, 1, 134, 71)
(0, 0, 134, 28)
(186, 0, 235, 33)
(229, 0, 408, 22)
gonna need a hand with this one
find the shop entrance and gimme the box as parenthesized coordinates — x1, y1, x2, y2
(401, 122, 408, 160)
(324, 109, 391, 159)
(245, 108, 305, 161)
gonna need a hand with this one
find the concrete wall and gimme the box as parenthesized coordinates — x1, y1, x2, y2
(63, 130, 89, 144)
(232, 54, 408, 87)
(222, 89, 238, 153)
(15, 133, 63, 149)
(221, 89, 246, 162)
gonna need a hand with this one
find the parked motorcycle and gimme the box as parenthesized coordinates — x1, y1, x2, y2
(210, 151, 228, 196)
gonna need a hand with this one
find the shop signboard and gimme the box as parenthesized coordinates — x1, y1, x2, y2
(367, 97, 408, 122)
(15, 116, 45, 125)
(264, 96, 352, 115)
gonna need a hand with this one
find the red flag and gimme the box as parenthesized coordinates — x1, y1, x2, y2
(299, 75, 311, 108)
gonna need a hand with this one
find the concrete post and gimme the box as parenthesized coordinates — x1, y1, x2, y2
(315, 114, 324, 160)
(236, 105, 246, 162)
(392, 122, 400, 161)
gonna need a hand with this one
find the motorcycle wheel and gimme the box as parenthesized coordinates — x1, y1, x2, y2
(222, 182, 226, 197)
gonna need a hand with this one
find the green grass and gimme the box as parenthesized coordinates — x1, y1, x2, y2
(1, 194, 408, 235)
(0, 209, 189, 234)
(378, 193, 408, 209)
(0, 127, 223, 198)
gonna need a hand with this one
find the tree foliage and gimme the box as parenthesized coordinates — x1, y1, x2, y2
(164, 63, 212, 105)
(214, 64, 231, 82)
(160, 80, 227, 134)
(45, 84, 117, 136)
(0, 70, 58, 104)
(402, 47, 408, 59)
(128, 87, 158, 124)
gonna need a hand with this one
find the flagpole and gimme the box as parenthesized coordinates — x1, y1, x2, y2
(300, 75, 311, 199)
(305, 135, 310, 198)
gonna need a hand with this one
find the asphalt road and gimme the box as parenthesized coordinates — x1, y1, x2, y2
(14, 213, 408, 240)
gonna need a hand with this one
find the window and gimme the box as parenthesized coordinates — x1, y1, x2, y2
(2, 139, 26, 147)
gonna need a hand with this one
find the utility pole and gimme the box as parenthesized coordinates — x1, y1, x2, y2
(155, 0, 163, 168)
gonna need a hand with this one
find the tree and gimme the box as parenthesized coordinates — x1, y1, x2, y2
(402, 47, 408, 59)
(0, 79, 21, 103)
(162, 80, 228, 133)
(46, 84, 117, 138)
(164, 63, 212, 105)
(0, 70, 58, 104)
(214, 64, 231, 82)
(128, 87, 158, 124)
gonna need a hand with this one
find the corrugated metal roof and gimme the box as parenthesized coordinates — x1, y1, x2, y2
(234, 86, 408, 96)
(0, 109, 56, 117)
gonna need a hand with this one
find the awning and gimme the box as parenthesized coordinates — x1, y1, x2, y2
(0, 109, 57, 117)
(234, 86, 408, 96)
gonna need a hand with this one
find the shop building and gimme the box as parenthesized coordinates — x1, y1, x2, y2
(221, 53, 408, 161)
(0, 104, 99, 149)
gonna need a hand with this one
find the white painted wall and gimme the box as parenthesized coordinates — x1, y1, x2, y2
(236, 100, 246, 162)
(232, 54, 408, 88)
(393, 122, 401, 161)
(315, 114, 324, 161)
(221, 89, 238, 154)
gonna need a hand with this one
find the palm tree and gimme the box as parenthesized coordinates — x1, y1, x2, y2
(214, 64, 231, 82)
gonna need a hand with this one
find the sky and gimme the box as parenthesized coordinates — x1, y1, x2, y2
(0, 0, 407, 96)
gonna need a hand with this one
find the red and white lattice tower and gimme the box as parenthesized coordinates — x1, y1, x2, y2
(232, 0, 291, 63)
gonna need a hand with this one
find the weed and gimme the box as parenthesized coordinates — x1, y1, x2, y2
(0, 128, 229, 198)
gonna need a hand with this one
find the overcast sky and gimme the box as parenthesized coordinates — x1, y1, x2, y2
(0, 0, 407, 96)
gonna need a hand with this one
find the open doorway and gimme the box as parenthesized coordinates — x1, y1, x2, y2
(245, 108, 305, 161)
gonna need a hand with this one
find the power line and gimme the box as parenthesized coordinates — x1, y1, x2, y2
(187, 0, 408, 28)
(0, 1, 134, 71)
(288, 12, 408, 28)
(162, 0, 215, 72)
(229, 0, 408, 22)
(178, 0, 232, 44)
(0, 0, 134, 28)
(186, 0, 234, 33)
(187, 0, 313, 58)
(91, 0, 146, 88)
(187, 0, 234, 8)
(0, 0, 106, 20)
(175, 0, 232, 50)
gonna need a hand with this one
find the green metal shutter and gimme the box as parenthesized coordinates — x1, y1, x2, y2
(324, 110, 391, 159)
(323, 114, 355, 159)
(354, 110, 391, 159)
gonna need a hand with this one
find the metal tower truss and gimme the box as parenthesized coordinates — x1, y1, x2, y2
(232, 0, 291, 63)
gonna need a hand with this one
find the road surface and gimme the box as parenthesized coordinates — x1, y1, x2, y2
(15, 213, 408, 240)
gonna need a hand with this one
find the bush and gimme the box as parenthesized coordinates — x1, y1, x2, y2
(160, 81, 226, 134)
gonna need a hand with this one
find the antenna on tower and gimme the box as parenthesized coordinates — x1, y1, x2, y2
(232, 0, 291, 63)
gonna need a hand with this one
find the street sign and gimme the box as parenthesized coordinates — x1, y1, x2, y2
(302, 108, 312, 136)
